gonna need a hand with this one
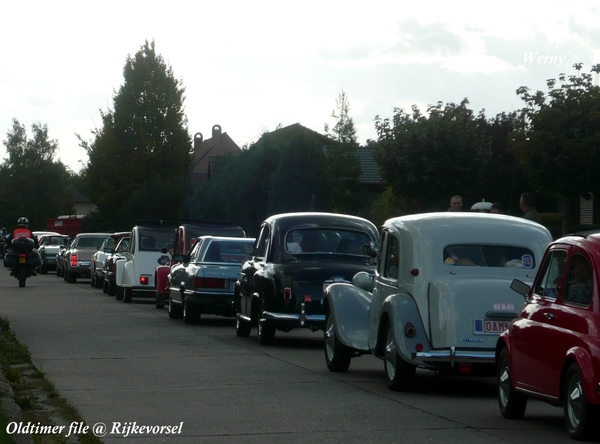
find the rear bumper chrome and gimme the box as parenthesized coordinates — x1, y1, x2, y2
(414, 347, 495, 365)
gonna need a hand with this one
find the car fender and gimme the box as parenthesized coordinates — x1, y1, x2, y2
(323, 282, 371, 352)
(376, 293, 430, 361)
(564, 346, 600, 404)
(155, 265, 170, 295)
(252, 270, 276, 306)
(115, 258, 129, 287)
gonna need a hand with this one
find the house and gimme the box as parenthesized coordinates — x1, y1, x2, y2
(191, 125, 242, 184)
(67, 185, 96, 216)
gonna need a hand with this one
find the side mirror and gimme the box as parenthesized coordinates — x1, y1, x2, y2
(510, 279, 531, 299)
(172, 253, 187, 263)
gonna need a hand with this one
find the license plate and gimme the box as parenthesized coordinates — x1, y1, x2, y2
(80, 261, 91, 267)
(19, 257, 26, 264)
(474, 319, 511, 335)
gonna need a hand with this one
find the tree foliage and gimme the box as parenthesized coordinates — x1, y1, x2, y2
(0, 119, 73, 230)
(512, 63, 600, 200)
(187, 125, 331, 236)
(80, 40, 192, 230)
(373, 99, 492, 210)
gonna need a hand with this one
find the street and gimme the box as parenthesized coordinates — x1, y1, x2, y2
(0, 270, 572, 443)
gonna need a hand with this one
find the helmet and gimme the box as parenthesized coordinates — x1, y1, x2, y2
(17, 217, 29, 227)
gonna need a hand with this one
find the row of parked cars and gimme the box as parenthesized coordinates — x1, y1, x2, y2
(46, 212, 600, 440)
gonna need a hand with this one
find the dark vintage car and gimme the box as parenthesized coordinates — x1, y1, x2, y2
(497, 231, 600, 440)
(168, 236, 255, 324)
(235, 212, 379, 345)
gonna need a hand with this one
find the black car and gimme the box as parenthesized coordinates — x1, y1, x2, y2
(235, 212, 379, 345)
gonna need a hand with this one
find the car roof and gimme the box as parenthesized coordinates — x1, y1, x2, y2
(383, 212, 552, 249)
(264, 212, 379, 239)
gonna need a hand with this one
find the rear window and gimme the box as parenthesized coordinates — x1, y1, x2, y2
(285, 228, 372, 255)
(138, 230, 174, 251)
(76, 236, 109, 249)
(443, 245, 536, 269)
(202, 239, 254, 263)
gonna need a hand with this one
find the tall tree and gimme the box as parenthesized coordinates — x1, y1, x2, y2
(324, 91, 362, 213)
(80, 40, 192, 229)
(512, 63, 600, 202)
(0, 119, 73, 229)
(373, 99, 492, 211)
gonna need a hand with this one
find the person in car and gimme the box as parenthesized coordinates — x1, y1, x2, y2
(566, 255, 593, 305)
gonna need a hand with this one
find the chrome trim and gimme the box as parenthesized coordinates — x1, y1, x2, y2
(262, 311, 326, 322)
(414, 348, 495, 364)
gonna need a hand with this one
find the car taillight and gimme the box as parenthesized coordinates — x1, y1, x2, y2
(71, 255, 77, 266)
(284, 287, 291, 306)
(193, 277, 225, 289)
(140, 276, 149, 285)
(404, 322, 416, 338)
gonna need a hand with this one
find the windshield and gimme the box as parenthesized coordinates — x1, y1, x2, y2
(443, 245, 536, 269)
(285, 228, 372, 255)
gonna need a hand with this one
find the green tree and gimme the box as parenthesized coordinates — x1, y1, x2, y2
(80, 40, 192, 229)
(0, 119, 73, 230)
(324, 91, 362, 213)
(373, 99, 492, 211)
(513, 63, 600, 202)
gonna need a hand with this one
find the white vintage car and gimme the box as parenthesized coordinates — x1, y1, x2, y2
(115, 223, 176, 303)
(323, 212, 553, 391)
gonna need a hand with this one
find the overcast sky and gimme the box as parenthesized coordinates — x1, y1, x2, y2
(2, 1, 599, 172)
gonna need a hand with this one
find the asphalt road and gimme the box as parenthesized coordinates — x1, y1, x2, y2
(0, 270, 574, 443)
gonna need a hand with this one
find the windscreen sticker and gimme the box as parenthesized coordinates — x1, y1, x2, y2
(521, 254, 534, 269)
(157, 255, 170, 265)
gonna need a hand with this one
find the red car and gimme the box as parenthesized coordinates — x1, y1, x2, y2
(496, 231, 600, 440)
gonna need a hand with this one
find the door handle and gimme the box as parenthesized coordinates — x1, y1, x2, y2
(544, 312, 555, 320)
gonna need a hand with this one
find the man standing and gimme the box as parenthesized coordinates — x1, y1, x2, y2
(448, 195, 463, 212)
(520, 193, 541, 224)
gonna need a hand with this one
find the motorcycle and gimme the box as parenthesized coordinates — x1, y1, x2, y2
(3, 238, 42, 287)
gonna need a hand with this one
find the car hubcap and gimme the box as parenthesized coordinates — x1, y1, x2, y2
(385, 328, 396, 380)
(325, 317, 335, 361)
(567, 375, 584, 428)
(498, 360, 510, 407)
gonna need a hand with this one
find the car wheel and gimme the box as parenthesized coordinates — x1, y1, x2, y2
(564, 363, 599, 440)
(155, 291, 165, 309)
(383, 322, 415, 392)
(40, 265, 48, 275)
(90, 272, 96, 287)
(324, 309, 352, 372)
(235, 313, 251, 337)
(67, 269, 76, 283)
(497, 347, 527, 419)
(123, 287, 132, 303)
(258, 320, 275, 345)
(94, 273, 103, 289)
(63, 268, 68, 281)
(102, 278, 108, 293)
(183, 297, 200, 324)
(168, 295, 182, 320)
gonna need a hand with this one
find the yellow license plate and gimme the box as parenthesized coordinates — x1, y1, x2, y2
(18, 257, 26, 264)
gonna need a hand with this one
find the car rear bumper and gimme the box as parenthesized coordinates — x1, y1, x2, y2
(413, 347, 495, 365)
(261, 305, 326, 331)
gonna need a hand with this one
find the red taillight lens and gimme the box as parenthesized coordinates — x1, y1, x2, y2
(140, 276, 149, 285)
(458, 362, 472, 375)
(284, 287, 291, 306)
(193, 277, 225, 289)
(71, 255, 77, 267)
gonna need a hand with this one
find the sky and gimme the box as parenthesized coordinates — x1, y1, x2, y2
(2, 1, 600, 172)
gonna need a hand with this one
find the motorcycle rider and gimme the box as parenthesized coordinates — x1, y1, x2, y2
(7, 217, 38, 248)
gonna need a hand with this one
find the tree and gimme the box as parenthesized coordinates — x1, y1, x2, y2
(373, 99, 492, 211)
(325, 90, 357, 144)
(512, 63, 600, 203)
(324, 91, 362, 213)
(80, 40, 192, 229)
(0, 119, 73, 229)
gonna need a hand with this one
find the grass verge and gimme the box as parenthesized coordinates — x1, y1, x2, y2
(0, 317, 102, 444)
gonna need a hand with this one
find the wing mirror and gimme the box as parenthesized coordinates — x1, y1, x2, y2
(510, 279, 531, 299)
